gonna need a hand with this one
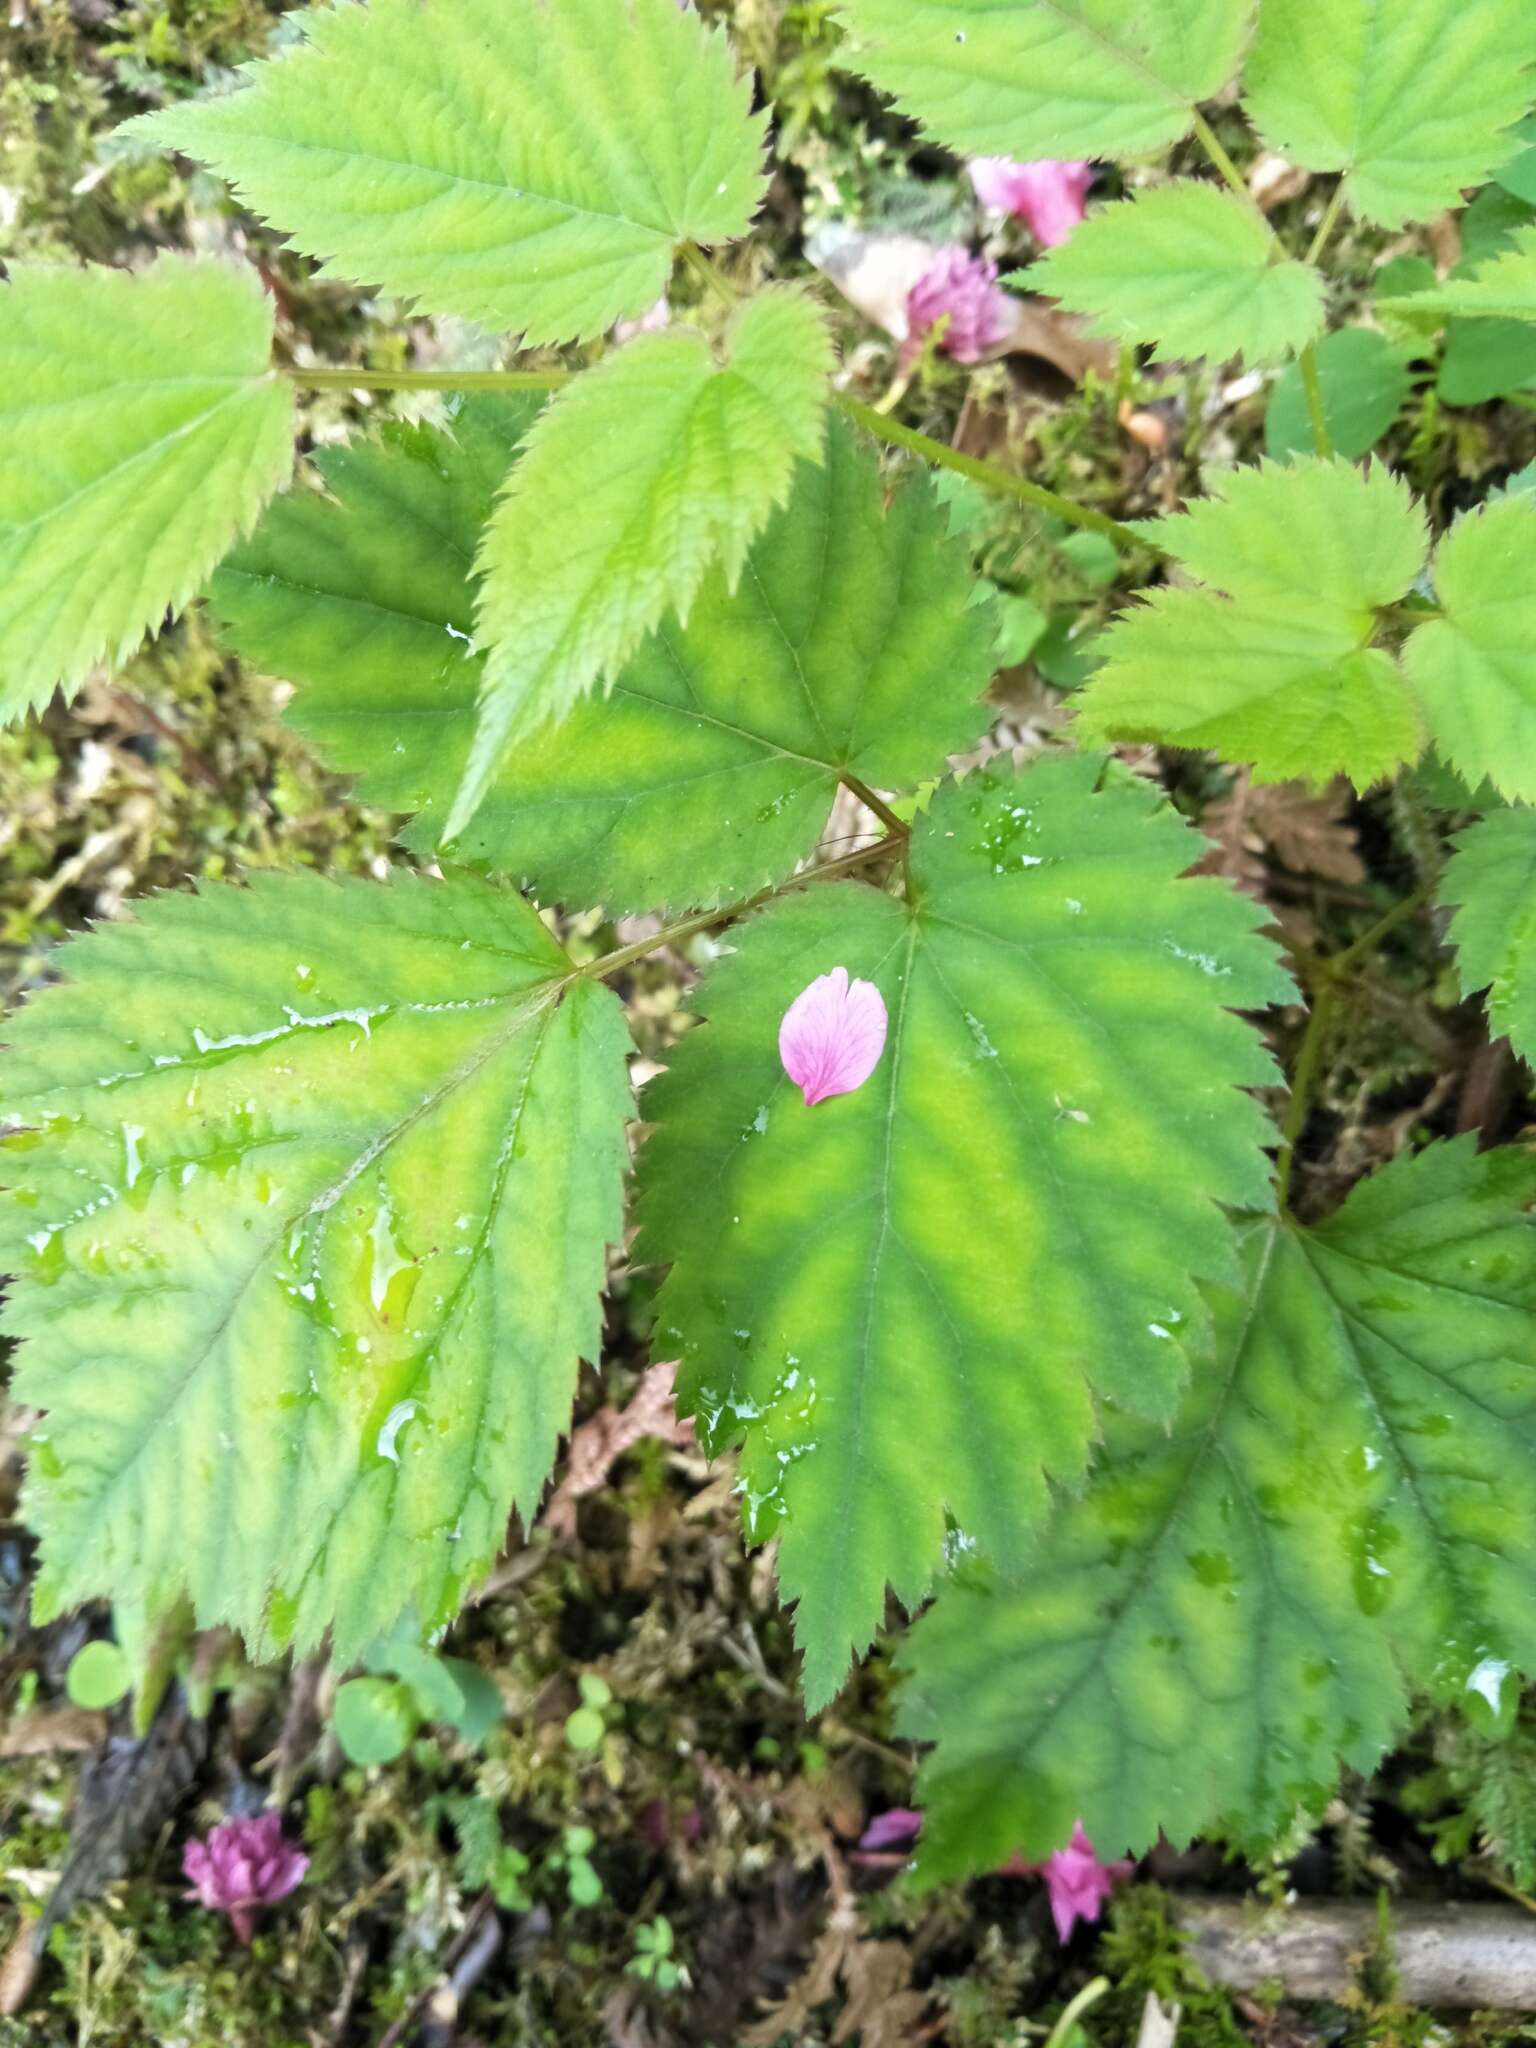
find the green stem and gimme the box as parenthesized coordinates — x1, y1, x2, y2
(1297, 344, 1334, 458)
(283, 366, 574, 392)
(1306, 182, 1348, 268)
(841, 772, 910, 840)
(1042, 1978, 1112, 2048)
(574, 838, 900, 984)
(1274, 979, 1336, 1218)
(1275, 882, 1436, 1214)
(679, 240, 742, 306)
(1192, 110, 1260, 212)
(837, 394, 1153, 552)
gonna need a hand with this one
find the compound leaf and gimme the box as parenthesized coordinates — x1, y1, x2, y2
(898, 1139, 1536, 1879)
(0, 257, 293, 723)
(122, 0, 765, 343)
(219, 407, 992, 913)
(1036, 183, 1325, 367)
(834, 0, 1251, 161)
(1077, 460, 1429, 788)
(1244, 0, 1536, 230)
(637, 755, 1290, 1707)
(1, 872, 631, 1662)
(1440, 809, 1536, 1062)
(1404, 496, 1536, 804)
(449, 289, 833, 840)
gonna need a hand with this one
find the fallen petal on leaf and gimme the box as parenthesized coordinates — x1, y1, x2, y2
(779, 967, 888, 1106)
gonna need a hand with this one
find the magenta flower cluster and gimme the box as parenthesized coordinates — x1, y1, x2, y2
(854, 1810, 1132, 1941)
(182, 1811, 308, 1944)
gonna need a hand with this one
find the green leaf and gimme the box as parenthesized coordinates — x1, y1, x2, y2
(334, 1675, 418, 1765)
(371, 1641, 467, 1725)
(1405, 496, 1536, 804)
(1383, 224, 1536, 324)
(835, 0, 1251, 160)
(1439, 808, 1536, 1060)
(1244, 0, 1536, 230)
(450, 289, 834, 840)
(1440, 318, 1536, 406)
(1497, 118, 1536, 207)
(637, 755, 1290, 1707)
(122, 0, 765, 343)
(898, 1140, 1536, 1879)
(1, 872, 631, 1662)
(0, 256, 293, 723)
(1265, 328, 1413, 461)
(437, 1658, 504, 1744)
(215, 409, 994, 915)
(65, 1640, 131, 1710)
(1036, 183, 1325, 368)
(1077, 460, 1429, 788)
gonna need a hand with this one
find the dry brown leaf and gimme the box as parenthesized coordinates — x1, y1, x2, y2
(1248, 781, 1366, 884)
(744, 1901, 936, 2048)
(0, 1706, 107, 1758)
(541, 1360, 694, 1538)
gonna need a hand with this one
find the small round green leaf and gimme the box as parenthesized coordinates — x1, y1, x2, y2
(564, 1706, 606, 1752)
(334, 1676, 418, 1766)
(65, 1639, 130, 1710)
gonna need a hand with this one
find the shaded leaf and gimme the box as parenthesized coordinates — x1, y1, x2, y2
(1440, 807, 1536, 1060)
(1265, 328, 1413, 460)
(216, 410, 994, 914)
(899, 1141, 1536, 1878)
(637, 755, 1289, 1706)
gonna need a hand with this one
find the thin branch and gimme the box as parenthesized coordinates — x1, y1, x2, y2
(283, 366, 573, 393)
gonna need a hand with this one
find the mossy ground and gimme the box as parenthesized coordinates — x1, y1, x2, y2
(4, 2, 1536, 2041)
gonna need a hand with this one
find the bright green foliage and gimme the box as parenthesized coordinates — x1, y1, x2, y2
(898, 1140, 1536, 1877)
(451, 290, 833, 841)
(1265, 329, 1412, 461)
(637, 756, 1290, 1707)
(1439, 809, 1536, 1060)
(210, 394, 532, 847)
(215, 410, 994, 913)
(1078, 460, 1429, 787)
(0, 873, 631, 1662)
(122, 0, 765, 344)
(1036, 184, 1325, 368)
(0, 257, 293, 723)
(834, 0, 1250, 159)
(1244, 0, 1536, 229)
(1381, 225, 1536, 323)
(1405, 496, 1536, 803)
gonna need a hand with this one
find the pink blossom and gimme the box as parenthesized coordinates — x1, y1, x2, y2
(182, 1811, 308, 1944)
(1014, 1821, 1134, 1942)
(779, 966, 888, 1107)
(905, 249, 1015, 364)
(969, 158, 1094, 248)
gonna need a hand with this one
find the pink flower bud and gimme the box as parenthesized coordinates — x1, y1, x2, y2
(968, 158, 1094, 248)
(182, 1811, 308, 1944)
(905, 248, 1016, 364)
(779, 966, 888, 1107)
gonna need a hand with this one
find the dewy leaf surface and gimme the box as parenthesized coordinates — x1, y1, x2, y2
(0, 257, 293, 722)
(835, 0, 1251, 160)
(1077, 460, 1429, 788)
(1404, 496, 1536, 805)
(122, 0, 766, 342)
(1036, 183, 1325, 367)
(1244, 0, 1536, 230)
(637, 755, 1290, 1707)
(1440, 809, 1536, 1063)
(217, 408, 992, 914)
(450, 289, 834, 840)
(898, 1140, 1536, 1880)
(0, 873, 631, 1661)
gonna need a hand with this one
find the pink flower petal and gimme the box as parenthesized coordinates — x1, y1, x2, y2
(857, 1806, 924, 1852)
(906, 248, 1016, 363)
(968, 158, 1094, 248)
(1012, 1821, 1133, 1941)
(779, 967, 888, 1107)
